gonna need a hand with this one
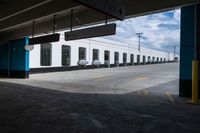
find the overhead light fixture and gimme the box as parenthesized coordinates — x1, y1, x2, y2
(29, 15, 60, 45)
(29, 33, 60, 45)
(65, 8, 116, 41)
(65, 23, 116, 41)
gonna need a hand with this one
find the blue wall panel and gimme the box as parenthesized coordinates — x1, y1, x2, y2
(180, 5, 200, 97)
(9, 37, 29, 71)
(0, 37, 29, 78)
(180, 47, 193, 79)
(180, 5, 195, 80)
(0, 44, 8, 70)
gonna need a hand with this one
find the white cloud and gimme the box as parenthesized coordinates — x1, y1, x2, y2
(104, 9, 181, 53)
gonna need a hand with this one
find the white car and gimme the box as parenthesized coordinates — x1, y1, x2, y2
(148, 59, 152, 63)
(78, 60, 88, 66)
(93, 60, 101, 66)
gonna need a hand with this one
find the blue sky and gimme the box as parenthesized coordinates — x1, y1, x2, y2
(104, 9, 180, 54)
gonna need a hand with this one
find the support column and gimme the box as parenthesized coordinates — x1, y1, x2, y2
(180, 4, 200, 97)
(0, 37, 29, 78)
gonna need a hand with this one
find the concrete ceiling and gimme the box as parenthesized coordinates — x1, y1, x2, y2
(0, 0, 199, 42)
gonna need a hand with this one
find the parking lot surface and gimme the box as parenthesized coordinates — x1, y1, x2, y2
(1, 63, 179, 94)
(0, 63, 200, 133)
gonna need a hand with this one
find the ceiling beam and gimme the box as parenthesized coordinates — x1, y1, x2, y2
(0, 8, 105, 41)
(123, 0, 200, 18)
(0, 0, 200, 42)
(0, 0, 79, 32)
(0, 0, 52, 19)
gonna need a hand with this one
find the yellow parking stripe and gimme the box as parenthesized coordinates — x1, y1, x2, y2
(144, 89, 148, 96)
(137, 90, 148, 96)
(92, 75, 106, 80)
(133, 76, 148, 81)
(165, 92, 175, 102)
(137, 91, 141, 96)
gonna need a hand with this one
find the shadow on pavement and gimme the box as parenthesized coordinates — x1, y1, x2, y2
(0, 80, 199, 133)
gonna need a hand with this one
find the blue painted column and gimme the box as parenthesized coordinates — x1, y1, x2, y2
(180, 5, 200, 97)
(0, 37, 29, 78)
(0, 42, 9, 77)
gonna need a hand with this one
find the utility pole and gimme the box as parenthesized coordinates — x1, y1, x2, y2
(136, 33, 143, 52)
(166, 49, 169, 62)
(172, 45, 178, 61)
(168, 51, 170, 62)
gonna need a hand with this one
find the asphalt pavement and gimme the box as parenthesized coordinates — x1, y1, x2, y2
(0, 63, 179, 94)
(0, 63, 200, 133)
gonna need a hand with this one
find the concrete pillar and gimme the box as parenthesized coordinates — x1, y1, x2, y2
(0, 37, 29, 78)
(180, 5, 200, 97)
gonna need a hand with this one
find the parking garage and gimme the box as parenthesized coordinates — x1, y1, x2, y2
(0, 0, 200, 133)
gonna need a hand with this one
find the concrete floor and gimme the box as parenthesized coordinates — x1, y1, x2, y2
(0, 63, 200, 133)
(0, 63, 179, 94)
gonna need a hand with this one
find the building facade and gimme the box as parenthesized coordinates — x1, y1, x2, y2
(29, 34, 175, 73)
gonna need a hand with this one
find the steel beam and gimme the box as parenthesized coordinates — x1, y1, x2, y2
(0, 0, 200, 42)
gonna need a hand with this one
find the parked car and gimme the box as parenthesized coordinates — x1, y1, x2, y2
(93, 60, 101, 67)
(78, 60, 88, 67)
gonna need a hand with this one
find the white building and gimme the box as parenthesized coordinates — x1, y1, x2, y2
(29, 33, 175, 73)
